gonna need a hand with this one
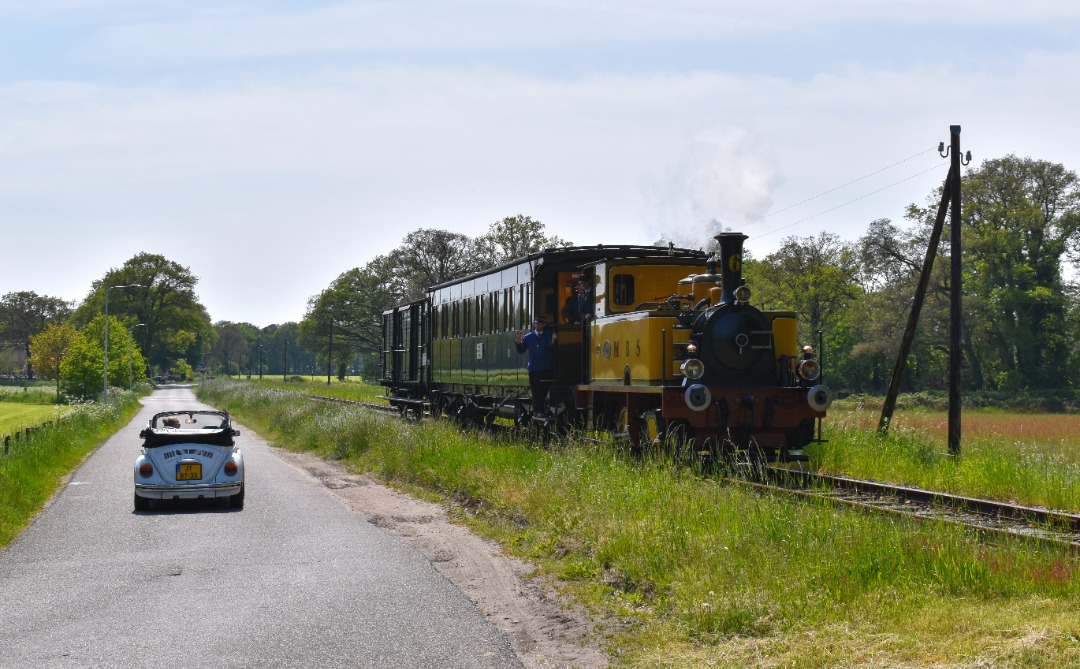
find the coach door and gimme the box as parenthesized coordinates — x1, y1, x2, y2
(553, 270, 588, 386)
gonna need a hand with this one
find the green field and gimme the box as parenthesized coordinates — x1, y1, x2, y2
(200, 380, 1080, 669)
(0, 404, 63, 437)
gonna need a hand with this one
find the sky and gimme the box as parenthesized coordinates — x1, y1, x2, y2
(3, 1, 1079, 326)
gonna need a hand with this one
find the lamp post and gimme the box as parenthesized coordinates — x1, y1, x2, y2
(327, 319, 333, 386)
(258, 343, 264, 380)
(129, 323, 146, 390)
(104, 284, 144, 403)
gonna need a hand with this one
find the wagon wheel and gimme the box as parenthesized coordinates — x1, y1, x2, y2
(454, 402, 474, 427)
(514, 402, 531, 428)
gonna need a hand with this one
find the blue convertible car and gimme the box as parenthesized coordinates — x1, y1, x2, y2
(134, 410, 244, 511)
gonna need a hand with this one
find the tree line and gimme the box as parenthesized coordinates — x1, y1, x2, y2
(0, 253, 317, 400)
(4, 156, 1078, 400)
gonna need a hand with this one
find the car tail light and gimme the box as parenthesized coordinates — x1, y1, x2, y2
(224, 461, 238, 476)
(139, 462, 154, 477)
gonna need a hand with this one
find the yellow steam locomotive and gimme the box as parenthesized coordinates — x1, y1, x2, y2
(381, 232, 831, 462)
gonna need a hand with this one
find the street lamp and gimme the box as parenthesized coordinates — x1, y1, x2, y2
(258, 343, 264, 380)
(129, 323, 146, 390)
(104, 284, 144, 403)
(327, 319, 333, 386)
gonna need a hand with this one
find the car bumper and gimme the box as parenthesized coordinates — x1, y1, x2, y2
(135, 482, 242, 499)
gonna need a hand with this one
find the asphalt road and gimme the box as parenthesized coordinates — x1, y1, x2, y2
(0, 387, 523, 668)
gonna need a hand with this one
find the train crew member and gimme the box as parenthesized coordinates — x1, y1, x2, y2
(562, 275, 593, 324)
(515, 316, 556, 416)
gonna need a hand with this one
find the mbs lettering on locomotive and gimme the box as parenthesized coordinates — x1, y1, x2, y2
(380, 233, 832, 464)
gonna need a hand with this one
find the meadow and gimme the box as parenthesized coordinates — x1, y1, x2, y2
(0, 382, 66, 438)
(0, 404, 64, 438)
(199, 379, 1080, 668)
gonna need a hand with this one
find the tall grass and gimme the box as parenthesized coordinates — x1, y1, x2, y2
(0, 386, 59, 405)
(0, 391, 144, 548)
(814, 404, 1080, 512)
(200, 380, 1080, 668)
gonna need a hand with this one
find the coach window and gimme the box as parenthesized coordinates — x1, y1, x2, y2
(613, 274, 636, 307)
(502, 288, 510, 331)
(522, 285, 531, 328)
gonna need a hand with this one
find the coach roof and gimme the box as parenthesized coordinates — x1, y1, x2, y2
(426, 244, 709, 292)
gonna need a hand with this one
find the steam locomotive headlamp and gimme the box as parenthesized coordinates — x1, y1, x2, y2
(684, 384, 712, 411)
(798, 359, 821, 382)
(807, 384, 833, 412)
(733, 285, 751, 303)
(681, 358, 706, 380)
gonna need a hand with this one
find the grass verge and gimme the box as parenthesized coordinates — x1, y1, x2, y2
(0, 391, 145, 550)
(199, 380, 1080, 668)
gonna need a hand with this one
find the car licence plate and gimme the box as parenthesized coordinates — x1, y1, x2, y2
(176, 463, 202, 480)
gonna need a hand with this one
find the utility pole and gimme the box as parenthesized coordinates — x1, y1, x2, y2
(879, 125, 970, 458)
(946, 125, 969, 456)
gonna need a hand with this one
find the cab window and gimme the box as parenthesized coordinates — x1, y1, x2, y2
(612, 274, 635, 307)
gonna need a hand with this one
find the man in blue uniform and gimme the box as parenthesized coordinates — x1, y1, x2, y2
(562, 275, 593, 324)
(515, 316, 556, 416)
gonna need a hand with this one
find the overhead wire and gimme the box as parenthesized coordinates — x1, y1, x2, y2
(748, 147, 948, 242)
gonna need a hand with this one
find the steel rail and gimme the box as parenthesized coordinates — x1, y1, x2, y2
(740, 467, 1080, 550)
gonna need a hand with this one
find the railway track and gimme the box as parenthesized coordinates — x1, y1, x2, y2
(738, 467, 1080, 551)
(295, 389, 1080, 550)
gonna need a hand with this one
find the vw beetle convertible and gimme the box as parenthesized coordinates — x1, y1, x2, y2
(134, 410, 244, 511)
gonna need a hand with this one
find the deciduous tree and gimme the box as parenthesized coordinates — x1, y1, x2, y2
(904, 155, 1080, 389)
(474, 215, 571, 265)
(28, 322, 77, 399)
(59, 316, 147, 400)
(73, 253, 214, 374)
(0, 291, 72, 378)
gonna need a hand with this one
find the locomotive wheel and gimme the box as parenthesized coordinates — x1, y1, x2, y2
(715, 438, 767, 478)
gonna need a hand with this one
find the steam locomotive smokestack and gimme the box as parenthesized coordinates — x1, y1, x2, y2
(714, 232, 748, 304)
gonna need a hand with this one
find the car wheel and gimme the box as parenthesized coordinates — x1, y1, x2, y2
(134, 493, 150, 512)
(229, 485, 245, 510)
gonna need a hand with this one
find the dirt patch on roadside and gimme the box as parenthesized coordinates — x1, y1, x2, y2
(273, 448, 609, 669)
